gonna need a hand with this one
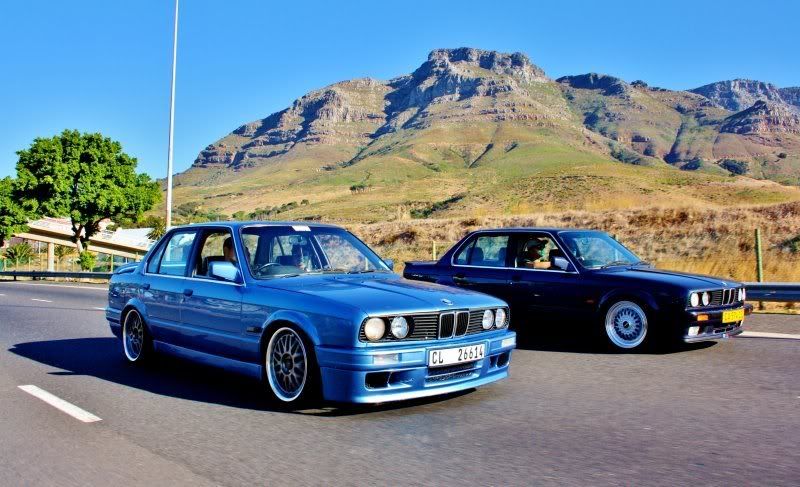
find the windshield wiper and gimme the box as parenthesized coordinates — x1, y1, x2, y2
(600, 260, 634, 269)
(632, 261, 651, 267)
(346, 269, 380, 274)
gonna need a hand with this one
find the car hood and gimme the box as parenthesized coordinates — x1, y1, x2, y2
(599, 266, 741, 290)
(257, 273, 505, 315)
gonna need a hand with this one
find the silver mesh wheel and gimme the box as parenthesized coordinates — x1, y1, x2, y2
(123, 310, 145, 361)
(605, 301, 648, 349)
(266, 328, 308, 402)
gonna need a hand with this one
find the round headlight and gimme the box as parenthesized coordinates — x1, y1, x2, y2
(364, 318, 386, 341)
(390, 316, 409, 339)
(690, 292, 700, 307)
(701, 292, 711, 306)
(494, 308, 507, 328)
(740, 288, 746, 302)
(482, 309, 494, 330)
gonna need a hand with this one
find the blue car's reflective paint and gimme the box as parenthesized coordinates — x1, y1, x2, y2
(107, 221, 515, 403)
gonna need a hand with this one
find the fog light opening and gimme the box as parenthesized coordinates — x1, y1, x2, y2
(496, 351, 510, 368)
(365, 372, 390, 389)
(688, 326, 700, 337)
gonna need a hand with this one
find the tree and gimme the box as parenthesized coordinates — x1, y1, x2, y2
(54, 245, 75, 267)
(3, 242, 34, 266)
(14, 130, 161, 252)
(0, 177, 30, 247)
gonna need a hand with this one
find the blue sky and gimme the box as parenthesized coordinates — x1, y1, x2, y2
(1, 0, 798, 179)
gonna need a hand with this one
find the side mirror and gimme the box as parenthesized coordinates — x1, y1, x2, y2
(209, 261, 241, 283)
(383, 259, 395, 271)
(552, 256, 571, 272)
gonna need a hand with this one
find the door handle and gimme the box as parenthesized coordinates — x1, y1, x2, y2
(510, 275, 522, 284)
(453, 274, 468, 284)
(141, 283, 150, 290)
(183, 288, 194, 297)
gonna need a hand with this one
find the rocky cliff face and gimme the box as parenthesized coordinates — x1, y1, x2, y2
(721, 100, 800, 135)
(185, 48, 800, 188)
(690, 79, 798, 112)
(192, 48, 564, 169)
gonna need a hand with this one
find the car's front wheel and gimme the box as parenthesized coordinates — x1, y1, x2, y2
(122, 309, 151, 363)
(603, 300, 649, 351)
(264, 326, 319, 407)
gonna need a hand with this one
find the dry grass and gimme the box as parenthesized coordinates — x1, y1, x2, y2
(346, 201, 800, 283)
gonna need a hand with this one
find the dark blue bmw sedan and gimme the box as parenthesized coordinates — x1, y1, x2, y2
(404, 228, 752, 351)
(106, 222, 515, 406)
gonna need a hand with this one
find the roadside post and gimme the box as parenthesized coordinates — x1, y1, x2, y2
(755, 228, 764, 310)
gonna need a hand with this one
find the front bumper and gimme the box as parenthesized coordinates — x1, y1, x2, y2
(682, 303, 752, 343)
(315, 331, 516, 403)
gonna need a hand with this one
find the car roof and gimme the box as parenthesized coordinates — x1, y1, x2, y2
(173, 220, 343, 230)
(467, 227, 603, 234)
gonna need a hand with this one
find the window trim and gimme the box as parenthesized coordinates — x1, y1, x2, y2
(450, 230, 581, 275)
(143, 226, 245, 287)
(238, 224, 391, 280)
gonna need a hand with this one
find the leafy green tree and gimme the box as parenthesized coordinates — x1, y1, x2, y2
(0, 177, 30, 247)
(54, 245, 75, 267)
(78, 251, 96, 271)
(146, 217, 166, 240)
(3, 242, 34, 266)
(14, 130, 161, 252)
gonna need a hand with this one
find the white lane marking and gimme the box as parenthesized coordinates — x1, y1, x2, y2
(18, 385, 102, 423)
(739, 331, 800, 340)
(0, 282, 106, 291)
(0, 293, 5, 296)
(93, 307, 106, 311)
(30, 298, 53, 303)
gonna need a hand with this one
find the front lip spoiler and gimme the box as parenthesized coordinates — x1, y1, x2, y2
(683, 326, 743, 343)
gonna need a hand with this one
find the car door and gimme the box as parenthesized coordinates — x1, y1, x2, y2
(141, 229, 198, 344)
(508, 232, 586, 321)
(179, 228, 245, 360)
(450, 233, 514, 304)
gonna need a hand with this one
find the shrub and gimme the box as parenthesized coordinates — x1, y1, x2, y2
(3, 242, 34, 265)
(78, 251, 96, 271)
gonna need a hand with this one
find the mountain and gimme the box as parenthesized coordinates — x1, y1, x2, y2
(169, 48, 800, 222)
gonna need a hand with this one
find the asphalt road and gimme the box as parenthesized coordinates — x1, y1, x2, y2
(0, 281, 798, 486)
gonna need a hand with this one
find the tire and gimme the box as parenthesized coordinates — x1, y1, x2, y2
(263, 325, 320, 407)
(122, 309, 151, 363)
(603, 300, 650, 351)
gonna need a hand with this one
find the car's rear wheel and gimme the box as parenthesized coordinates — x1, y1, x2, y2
(122, 309, 151, 363)
(604, 300, 649, 351)
(264, 326, 319, 407)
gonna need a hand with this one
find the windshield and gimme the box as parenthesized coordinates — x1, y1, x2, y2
(558, 231, 642, 269)
(240, 225, 390, 279)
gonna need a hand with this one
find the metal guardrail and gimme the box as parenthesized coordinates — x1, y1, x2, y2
(0, 271, 112, 281)
(744, 282, 800, 302)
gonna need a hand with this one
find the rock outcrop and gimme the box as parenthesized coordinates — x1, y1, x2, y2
(721, 100, 800, 135)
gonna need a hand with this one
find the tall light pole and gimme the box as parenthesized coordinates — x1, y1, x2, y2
(165, 0, 179, 229)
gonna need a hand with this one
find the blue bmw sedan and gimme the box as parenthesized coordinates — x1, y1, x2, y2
(106, 222, 515, 406)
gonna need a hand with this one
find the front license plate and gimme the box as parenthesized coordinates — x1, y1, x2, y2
(722, 308, 745, 323)
(429, 344, 485, 368)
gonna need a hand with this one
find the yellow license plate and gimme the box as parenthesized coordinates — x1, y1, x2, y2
(722, 308, 745, 323)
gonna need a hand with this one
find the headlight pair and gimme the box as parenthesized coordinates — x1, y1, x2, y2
(482, 308, 508, 330)
(689, 291, 711, 307)
(364, 316, 409, 341)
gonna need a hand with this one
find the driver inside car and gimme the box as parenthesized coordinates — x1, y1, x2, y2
(519, 239, 551, 269)
(223, 237, 237, 264)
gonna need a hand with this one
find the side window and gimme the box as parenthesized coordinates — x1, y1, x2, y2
(455, 235, 509, 268)
(146, 241, 166, 274)
(514, 234, 563, 270)
(157, 231, 197, 276)
(193, 230, 235, 278)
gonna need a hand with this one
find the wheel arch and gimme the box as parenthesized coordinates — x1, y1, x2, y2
(258, 311, 320, 359)
(596, 289, 659, 318)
